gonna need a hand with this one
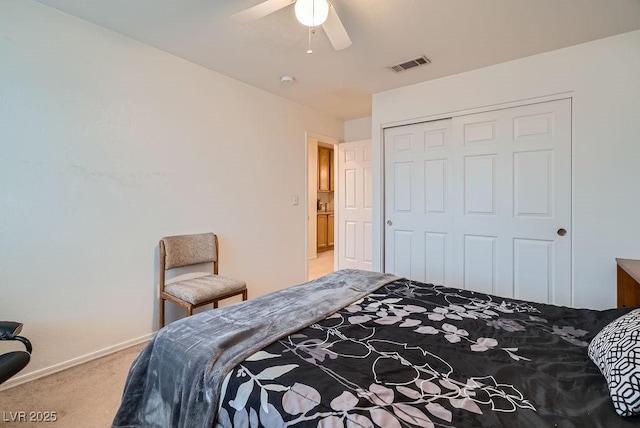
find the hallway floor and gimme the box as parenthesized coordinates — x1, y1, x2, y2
(308, 250, 334, 281)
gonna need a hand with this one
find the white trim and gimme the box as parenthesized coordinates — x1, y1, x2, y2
(569, 97, 575, 308)
(380, 91, 574, 130)
(0, 333, 153, 391)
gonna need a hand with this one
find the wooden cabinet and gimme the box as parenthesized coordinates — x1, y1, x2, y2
(317, 212, 334, 252)
(317, 145, 335, 251)
(318, 147, 334, 192)
(317, 214, 328, 251)
(617, 258, 640, 308)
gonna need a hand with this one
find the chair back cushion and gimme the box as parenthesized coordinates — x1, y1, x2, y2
(162, 233, 217, 269)
(0, 322, 23, 339)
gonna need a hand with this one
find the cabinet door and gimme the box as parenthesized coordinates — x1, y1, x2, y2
(327, 214, 335, 247)
(318, 147, 330, 191)
(317, 214, 328, 250)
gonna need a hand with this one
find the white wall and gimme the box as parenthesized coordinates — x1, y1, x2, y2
(344, 116, 372, 141)
(0, 0, 343, 386)
(372, 30, 640, 310)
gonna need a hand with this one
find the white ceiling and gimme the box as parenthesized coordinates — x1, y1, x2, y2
(34, 0, 640, 120)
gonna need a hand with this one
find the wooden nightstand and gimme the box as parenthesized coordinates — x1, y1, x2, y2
(617, 258, 640, 308)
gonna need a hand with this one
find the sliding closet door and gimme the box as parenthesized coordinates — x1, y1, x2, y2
(384, 119, 454, 285)
(384, 98, 572, 306)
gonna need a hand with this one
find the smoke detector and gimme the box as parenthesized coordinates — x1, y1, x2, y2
(388, 56, 431, 73)
(280, 75, 296, 84)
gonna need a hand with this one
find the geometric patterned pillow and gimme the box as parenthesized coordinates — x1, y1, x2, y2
(588, 308, 640, 417)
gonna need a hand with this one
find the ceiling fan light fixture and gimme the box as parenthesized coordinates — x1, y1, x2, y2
(295, 0, 329, 27)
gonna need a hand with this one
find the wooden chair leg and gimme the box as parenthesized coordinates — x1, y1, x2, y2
(213, 301, 219, 309)
(242, 289, 248, 301)
(159, 298, 165, 329)
(187, 306, 193, 317)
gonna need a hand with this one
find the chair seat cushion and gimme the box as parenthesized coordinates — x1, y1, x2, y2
(164, 275, 246, 305)
(0, 351, 30, 384)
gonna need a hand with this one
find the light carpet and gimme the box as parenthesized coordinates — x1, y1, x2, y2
(0, 342, 146, 427)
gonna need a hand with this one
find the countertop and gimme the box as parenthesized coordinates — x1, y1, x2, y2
(617, 258, 640, 284)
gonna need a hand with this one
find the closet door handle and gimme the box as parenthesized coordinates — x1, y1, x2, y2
(557, 228, 567, 236)
(387, 220, 393, 226)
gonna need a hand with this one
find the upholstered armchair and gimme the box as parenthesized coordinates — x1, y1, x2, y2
(0, 321, 32, 384)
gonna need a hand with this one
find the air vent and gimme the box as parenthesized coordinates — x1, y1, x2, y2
(389, 55, 431, 73)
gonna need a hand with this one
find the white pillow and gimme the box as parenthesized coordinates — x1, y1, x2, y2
(588, 308, 640, 417)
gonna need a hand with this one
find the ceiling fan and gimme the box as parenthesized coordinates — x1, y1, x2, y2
(231, 0, 352, 51)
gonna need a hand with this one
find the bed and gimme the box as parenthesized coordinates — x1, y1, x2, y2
(113, 269, 640, 427)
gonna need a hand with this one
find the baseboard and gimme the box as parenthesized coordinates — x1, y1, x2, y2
(0, 332, 154, 391)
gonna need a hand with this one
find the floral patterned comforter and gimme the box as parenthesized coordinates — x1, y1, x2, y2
(218, 278, 640, 427)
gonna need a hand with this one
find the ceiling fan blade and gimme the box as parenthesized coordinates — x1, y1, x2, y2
(231, 0, 294, 24)
(322, 3, 352, 50)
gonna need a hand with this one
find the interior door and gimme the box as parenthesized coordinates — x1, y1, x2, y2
(383, 119, 453, 284)
(384, 99, 572, 306)
(338, 140, 373, 270)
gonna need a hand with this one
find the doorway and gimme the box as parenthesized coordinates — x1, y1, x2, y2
(306, 134, 338, 281)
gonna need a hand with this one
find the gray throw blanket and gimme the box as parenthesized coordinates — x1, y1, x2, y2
(112, 269, 398, 428)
